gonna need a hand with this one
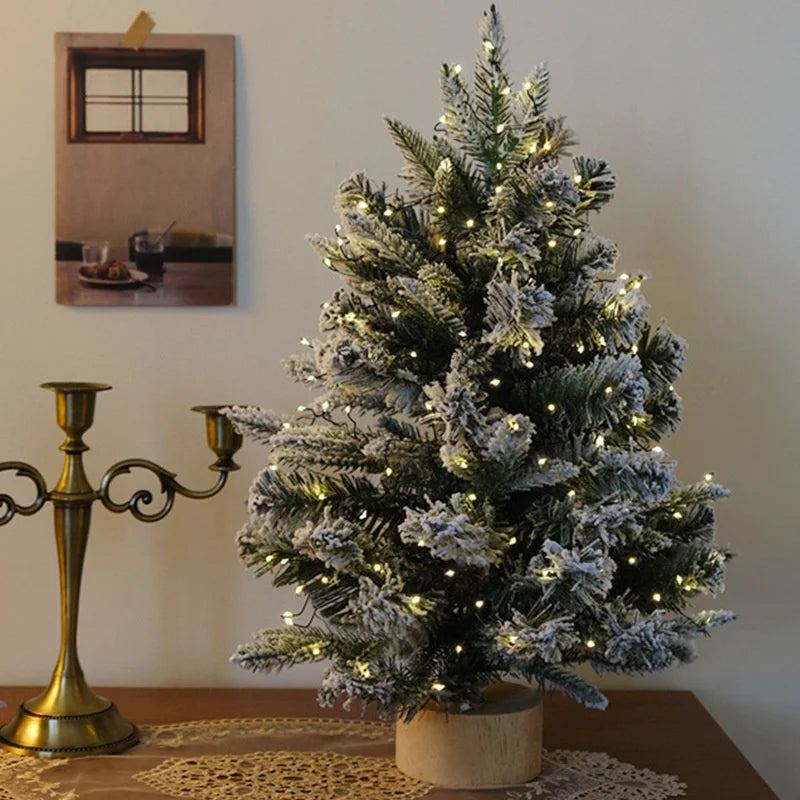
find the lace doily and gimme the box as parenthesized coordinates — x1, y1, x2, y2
(135, 748, 431, 799)
(0, 717, 686, 800)
(510, 750, 686, 799)
(138, 716, 392, 748)
(0, 750, 76, 800)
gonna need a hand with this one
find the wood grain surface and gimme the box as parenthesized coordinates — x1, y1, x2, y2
(0, 687, 779, 798)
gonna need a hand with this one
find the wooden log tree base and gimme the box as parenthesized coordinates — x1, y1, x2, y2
(395, 682, 542, 789)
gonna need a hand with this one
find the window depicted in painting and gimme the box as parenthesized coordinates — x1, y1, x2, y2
(68, 48, 204, 143)
(55, 34, 234, 307)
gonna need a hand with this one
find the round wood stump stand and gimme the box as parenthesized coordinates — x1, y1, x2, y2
(395, 682, 542, 789)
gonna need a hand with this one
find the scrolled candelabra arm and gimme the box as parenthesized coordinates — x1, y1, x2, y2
(97, 405, 241, 523)
(0, 462, 49, 526)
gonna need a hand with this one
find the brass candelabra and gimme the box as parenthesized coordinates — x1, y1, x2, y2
(0, 382, 242, 758)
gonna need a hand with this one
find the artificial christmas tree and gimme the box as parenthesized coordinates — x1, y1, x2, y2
(227, 5, 732, 783)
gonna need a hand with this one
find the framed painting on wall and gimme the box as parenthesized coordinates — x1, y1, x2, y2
(54, 32, 235, 306)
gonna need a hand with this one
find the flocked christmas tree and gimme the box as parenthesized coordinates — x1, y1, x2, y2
(227, 5, 733, 717)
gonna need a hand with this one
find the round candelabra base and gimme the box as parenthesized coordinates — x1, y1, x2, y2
(0, 699, 139, 758)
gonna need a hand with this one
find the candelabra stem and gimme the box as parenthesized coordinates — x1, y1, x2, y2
(0, 383, 137, 757)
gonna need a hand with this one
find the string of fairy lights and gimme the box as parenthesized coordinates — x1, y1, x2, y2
(257, 57, 722, 696)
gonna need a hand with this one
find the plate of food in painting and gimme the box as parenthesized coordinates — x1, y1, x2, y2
(78, 261, 149, 288)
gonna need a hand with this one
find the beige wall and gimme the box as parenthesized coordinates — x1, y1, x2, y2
(55, 32, 234, 259)
(0, 1, 797, 796)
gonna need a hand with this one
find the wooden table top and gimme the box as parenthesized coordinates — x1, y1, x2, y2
(0, 687, 777, 799)
(55, 260, 234, 306)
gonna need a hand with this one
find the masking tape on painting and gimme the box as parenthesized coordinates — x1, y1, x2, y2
(123, 11, 155, 50)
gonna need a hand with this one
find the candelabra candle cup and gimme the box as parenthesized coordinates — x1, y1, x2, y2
(0, 382, 243, 758)
(192, 406, 243, 471)
(133, 233, 166, 273)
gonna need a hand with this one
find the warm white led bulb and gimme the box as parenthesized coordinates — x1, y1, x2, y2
(547, 239, 557, 248)
(455, 644, 463, 653)
(475, 599, 485, 608)
(489, 378, 501, 387)
(482, 39, 495, 51)
(391, 309, 401, 318)
(383, 208, 393, 217)
(439, 114, 447, 124)
(467, 493, 477, 501)
(357, 200, 368, 210)
(627, 556, 638, 565)
(436, 205, 446, 214)
(410, 595, 421, 605)
(453, 64, 462, 74)
(385, 467, 393, 476)
(410, 350, 418, 358)
(501, 86, 511, 95)
(324, 257, 332, 266)
(438, 237, 447, 246)
(508, 536, 518, 545)
(547, 403, 556, 412)
(466, 218, 475, 228)
(445, 569, 455, 577)
(573, 228, 582, 237)
(652, 592, 662, 603)
(543, 140, 552, 151)
(269, 464, 278, 472)
(524, 80, 533, 90)
(538, 457, 547, 466)
(321, 400, 330, 411)
(496, 123, 505, 133)
(704, 472, 714, 482)
(586, 639, 596, 649)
